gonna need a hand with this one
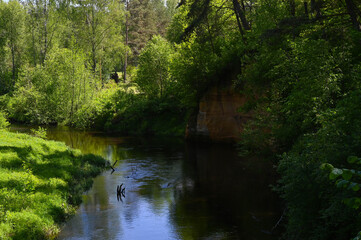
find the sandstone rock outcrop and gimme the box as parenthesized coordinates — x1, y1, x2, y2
(185, 83, 252, 142)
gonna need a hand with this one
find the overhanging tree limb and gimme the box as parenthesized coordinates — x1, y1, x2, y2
(231, 0, 250, 32)
(180, 0, 211, 40)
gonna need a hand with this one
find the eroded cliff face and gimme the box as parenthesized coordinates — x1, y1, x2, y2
(185, 83, 252, 142)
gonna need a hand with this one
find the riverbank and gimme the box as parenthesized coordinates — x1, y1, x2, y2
(0, 130, 106, 239)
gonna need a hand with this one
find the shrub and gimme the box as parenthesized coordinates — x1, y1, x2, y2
(277, 90, 361, 240)
(0, 111, 9, 129)
(8, 48, 99, 125)
(31, 126, 47, 139)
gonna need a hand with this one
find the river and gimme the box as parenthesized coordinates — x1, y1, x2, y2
(11, 125, 282, 240)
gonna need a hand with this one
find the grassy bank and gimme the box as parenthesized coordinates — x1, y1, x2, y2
(0, 130, 106, 239)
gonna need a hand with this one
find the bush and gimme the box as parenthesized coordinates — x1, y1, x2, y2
(136, 35, 174, 98)
(0, 111, 9, 129)
(73, 82, 133, 129)
(7, 48, 99, 125)
(277, 90, 361, 240)
(31, 126, 47, 139)
(74, 82, 187, 136)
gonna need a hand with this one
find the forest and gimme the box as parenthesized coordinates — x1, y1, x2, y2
(1, 0, 361, 239)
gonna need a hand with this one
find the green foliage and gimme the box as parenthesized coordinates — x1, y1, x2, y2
(73, 82, 132, 129)
(72, 0, 125, 73)
(136, 35, 174, 98)
(354, 231, 361, 240)
(74, 82, 186, 136)
(167, 0, 244, 106)
(322, 155, 361, 238)
(240, 22, 360, 153)
(0, 0, 25, 94)
(1, 0, 361, 239)
(127, 0, 174, 63)
(223, 2, 361, 239)
(110, 95, 186, 136)
(0, 0, 183, 134)
(0, 112, 9, 129)
(8, 47, 98, 125)
(31, 126, 47, 139)
(0, 130, 106, 239)
(277, 89, 361, 239)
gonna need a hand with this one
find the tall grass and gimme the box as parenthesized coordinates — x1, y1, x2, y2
(0, 130, 106, 239)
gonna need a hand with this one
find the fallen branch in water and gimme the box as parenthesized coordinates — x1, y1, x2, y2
(117, 183, 125, 201)
(271, 208, 287, 232)
(112, 160, 118, 168)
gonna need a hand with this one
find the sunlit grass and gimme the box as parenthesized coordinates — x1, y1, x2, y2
(0, 130, 106, 239)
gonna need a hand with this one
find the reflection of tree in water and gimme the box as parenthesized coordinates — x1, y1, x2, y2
(45, 127, 133, 164)
(75, 175, 124, 240)
(169, 143, 282, 240)
(10, 125, 115, 157)
(46, 127, 119, 157)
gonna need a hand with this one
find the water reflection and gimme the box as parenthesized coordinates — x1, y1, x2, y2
(10, 126, 282, 239)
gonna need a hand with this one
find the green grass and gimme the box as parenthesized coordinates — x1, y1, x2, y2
(0, 130, 106, 240)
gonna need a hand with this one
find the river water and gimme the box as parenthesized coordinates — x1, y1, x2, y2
(12, 126, 282, 240)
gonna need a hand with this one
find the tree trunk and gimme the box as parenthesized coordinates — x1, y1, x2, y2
(160, 72, 163, 97)
(70, 53, 75, 123)
(290, 0, 296, 16)
(90, 5, 97, 72)
(345, 0, 361, 31)
(11, 45, 15, 80)
(124, 0, 129, 83)
(232, 0, 250, 32)
(32, 27, 37, 66)
(42, 0, 48, 64)
(99, 58, 102, 85)
(92, 43, 96, 72)
(304, 1, 309, 17)
(206, 15, 215, 53)
(233, 7, 244, 35)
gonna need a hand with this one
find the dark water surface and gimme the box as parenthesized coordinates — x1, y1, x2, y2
(11, 126, 282, 240)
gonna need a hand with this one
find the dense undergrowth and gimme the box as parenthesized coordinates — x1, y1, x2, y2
(0, 130, 106, 239)
(237, 18, 361, 240)
(70, 82, 187, 136)
(236, 8, 361, 240)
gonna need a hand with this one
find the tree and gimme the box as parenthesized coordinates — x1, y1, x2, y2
(135, 36, 173, 98)
(75, 0, 109, 72)
(0, 0, 25, 94)
(8, 47, 98, 124)
(128, 0, 156, 60)
(2, 0, 25, 80)
(0, 1, 9, 94)
(231, 0, 250, 34)
(24, 0, 58, 66)
(69, 0, 125, 78)
(124, 0, 129, 82)
(127, 0, 172, 64)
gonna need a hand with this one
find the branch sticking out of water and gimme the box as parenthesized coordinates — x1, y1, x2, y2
(117, 183, 126, 202)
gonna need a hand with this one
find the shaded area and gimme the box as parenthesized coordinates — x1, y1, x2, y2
(172, 142, 282, 239)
